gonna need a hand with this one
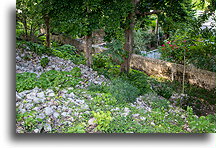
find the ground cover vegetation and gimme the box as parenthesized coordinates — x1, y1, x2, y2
(16, 0, 215, 133)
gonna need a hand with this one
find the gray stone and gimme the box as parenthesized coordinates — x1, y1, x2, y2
(88, 118, 96, 126)
(34, 129, 40, 133)
(16, 94, 22, 101)
(61, 112, 67, 117)
(80, 104, 89, 110)
(76, 100, 85, 104)
(44, 107, 53, 116)
(53, 112, 60, 118)
(32, 106, 41, 111)
(32, 97, 41, 104)
(48, 92, 55, 97)
(62, 106, 68, 111)
(36, 113, 46, 120)
(25, 103, 34, 110)
(132, 114, 140, 118)
(19, 108, 26, 114)
(44, 123, 52, 132)
(68, 92, 75, 98)
(37, 92, 45, 98)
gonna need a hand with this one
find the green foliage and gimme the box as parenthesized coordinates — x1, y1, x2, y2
(186, 107, 216, 133)
(124, 69, 152, 95)
(92, 93, 117, 107)
(38, 69, 82, 90)
(88, 82, 108, 93)
(107, 115, 144, 133)
(134, 28, 157, 52)
(152, 82, 175, 99)
(17, 110, 43, 132)
(52, 44, 77, 58)
(92, 53, 120, 78)
(25, 41, 52, 56)
(91, 111, 112, 132)
(159, 36, 215, 72)
(16, 68, 82, 92)
(104, 39, 127, 64)
(52, 45, 86, 65)
(65, 124, 86, 133)
(40, 57, 49, 68)
(16, 72, 38, 92)
(92, 53, 113, 69)
(108, 78, 140, 103)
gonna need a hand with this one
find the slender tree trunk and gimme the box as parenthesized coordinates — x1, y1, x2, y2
(182, 49, 186, 94)
(44, 15, 50, 48)
(120, 28, 133, 73)
(23, 16, 28, 40)
(84, 34, 93, 67)
(120, 0, 136, 73)
(155, 15, 159, 46)
(30, 24, 35, 42)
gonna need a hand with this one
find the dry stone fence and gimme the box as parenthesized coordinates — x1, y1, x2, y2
(130, 54, 215, 90)
(50, 34, 215, 90)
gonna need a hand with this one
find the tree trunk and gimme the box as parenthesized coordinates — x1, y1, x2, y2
(120, 28, 133, 73)
(30, 24, 35, 42)
(44, 15, 50, 48)
(84, 34, 93, 67)
(120, 0, 136, 73)
(155, 15, 159, 47)
(23, 16, 28, 40)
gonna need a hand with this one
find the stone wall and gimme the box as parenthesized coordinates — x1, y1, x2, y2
(130, 54, 216, 90)
(51, 34, 85, 51)
(50, 34, 215, 90)
(92, 29, 105, 44)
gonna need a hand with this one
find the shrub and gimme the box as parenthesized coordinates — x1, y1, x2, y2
(40, 57, 49, 68)
(125, 69, 152, 95)
(108, 78, 140, 103)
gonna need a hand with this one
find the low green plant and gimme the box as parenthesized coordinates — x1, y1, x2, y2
(52, 45, 85, 65)
(107, 115, 143, 133)
(91, 111, 112, 132)
(186, 107, 216, 133)
(123, 69, 152, 95)
(108, 78, 140, 103)
(92, 93, 117, 106)
(38, 69, 82, 90)
(16, 68, 82, 92)
(25, 41, 52, 56)
(65, 124, 86, 133)
(16, 72, 38, 92)
(40, 57, 49, 68)
(16, 111, 43, 132)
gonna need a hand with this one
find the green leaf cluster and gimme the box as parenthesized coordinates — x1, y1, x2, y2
(16, 68, 82, 92)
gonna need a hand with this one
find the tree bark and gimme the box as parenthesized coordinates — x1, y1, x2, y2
(84, 34, 93, 67)
(23, 16, 28, 40)
(44, 15, 50, 48)
(120, 0, 136, 73)
(155, 15, 159, 46)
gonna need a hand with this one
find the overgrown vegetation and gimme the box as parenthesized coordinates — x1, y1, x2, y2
(16, 0, 215, 133)
(16, 68, 82, 92)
